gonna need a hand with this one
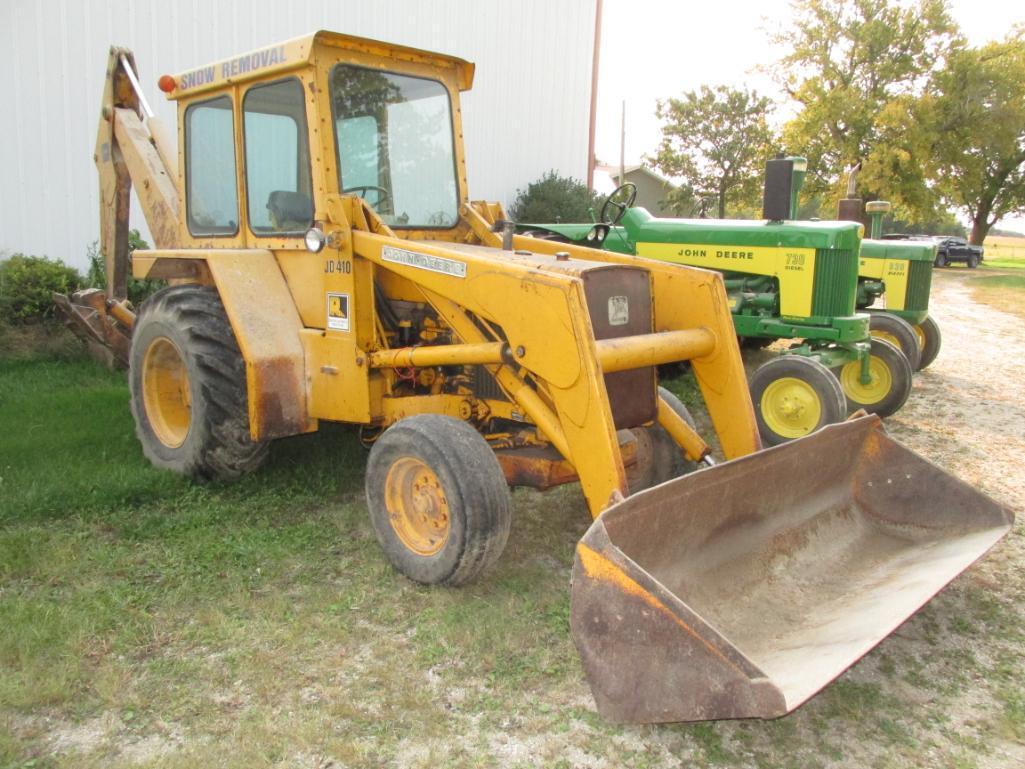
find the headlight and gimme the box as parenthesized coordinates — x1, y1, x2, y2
(305, 227, 326, 253)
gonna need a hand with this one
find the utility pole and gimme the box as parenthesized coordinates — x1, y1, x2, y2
(619, 100, 626, 186)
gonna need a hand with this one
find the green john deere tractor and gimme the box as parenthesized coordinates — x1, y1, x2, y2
(838, 191, 942, 372)
(517, 157, 914, 446)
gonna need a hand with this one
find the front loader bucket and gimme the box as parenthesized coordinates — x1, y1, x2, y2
(571, 415, 1013, 723)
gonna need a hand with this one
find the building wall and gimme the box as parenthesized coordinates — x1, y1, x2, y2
(0, 0, 597, 270)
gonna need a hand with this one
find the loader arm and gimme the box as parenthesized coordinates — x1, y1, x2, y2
(462, 203, 761, 460)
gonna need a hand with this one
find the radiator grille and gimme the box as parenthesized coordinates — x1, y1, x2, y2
(811, 249, 858, 317)
(903, 260, 933, 311)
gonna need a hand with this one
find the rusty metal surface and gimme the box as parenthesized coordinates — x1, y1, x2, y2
(570, 415, 1013, 723)
(496, 433, 639, 491)
(581, 267, 656, 429)
(54, 289, 132, 368)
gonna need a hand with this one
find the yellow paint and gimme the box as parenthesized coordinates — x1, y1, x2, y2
(637, 242, 817, 318)
(759, 376, 821, 439)
(385, 456, 451, 556)
(840, 354, 893, 405)
(141, 336, 191, 448)
(858, 258, 909, 310)
(911, 323, 927, 351)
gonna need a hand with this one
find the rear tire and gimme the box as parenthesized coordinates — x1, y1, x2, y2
(912, 315, 942, 370)
(749, 355, 848, 446)
(129, 285, 269, 481)
(835, 338, 913, 418)
(366, 415, 511, 586)
(627, 387, 698, 493)
(967, 254, 980, 268)
(869, 312, 922, 371)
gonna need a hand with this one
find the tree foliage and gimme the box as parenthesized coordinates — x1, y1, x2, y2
(774, 0, 961, 217)
(0, 254, 82, 324)
(924, 33, 1025, 243)
(86, 229, 165, 305)
(651, 86, 776, 218)
(509, 171, 602, 223)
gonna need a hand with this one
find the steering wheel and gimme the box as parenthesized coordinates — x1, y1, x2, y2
(343, 185, 392, 205)
(600, 183, 637, 225)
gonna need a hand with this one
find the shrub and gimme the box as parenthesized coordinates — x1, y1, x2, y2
(0, 254, 83, 323)
(86, 229, 165, 305)
(509, 170, 603, 223)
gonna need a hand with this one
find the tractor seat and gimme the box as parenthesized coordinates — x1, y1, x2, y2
(266, 190, 313, 230)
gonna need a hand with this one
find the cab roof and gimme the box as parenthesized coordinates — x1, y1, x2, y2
(165, 30, 475, 99)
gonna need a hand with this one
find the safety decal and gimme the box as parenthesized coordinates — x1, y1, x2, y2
(382, 245, 467, 278)
(608, 295, 629, 326)
(327, 293, 350, 331)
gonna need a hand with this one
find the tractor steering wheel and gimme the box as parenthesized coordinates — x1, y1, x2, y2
(343, 185, 392, 205)
(600, 183, 637, 225)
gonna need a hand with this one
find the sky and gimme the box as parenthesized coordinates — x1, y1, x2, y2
(594, 0, 1025, 231)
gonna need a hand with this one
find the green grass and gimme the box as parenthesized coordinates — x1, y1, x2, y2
(982, 256, 1025, 270)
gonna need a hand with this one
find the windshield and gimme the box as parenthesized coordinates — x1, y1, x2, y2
(330, 64, 459, 228)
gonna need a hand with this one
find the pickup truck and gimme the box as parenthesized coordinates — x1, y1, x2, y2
(881, 234, 984, 268)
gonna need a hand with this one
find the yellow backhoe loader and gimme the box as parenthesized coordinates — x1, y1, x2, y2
(57, 33, 1012, 723)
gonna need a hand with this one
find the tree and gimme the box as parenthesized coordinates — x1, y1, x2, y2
(774, 0, 961, 218)
(651, 86, 776, 219)
(924, 34, 1025, 244)
(509, 171, 602, 223)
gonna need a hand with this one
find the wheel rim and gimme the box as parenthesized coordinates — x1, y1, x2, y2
(911, 324, 927, 350)
(840, 355, 892, 405)
(385, 457, 451, 556)
(760, 376, 822, 439)
(871, 329, 903, 352)
(142, 336, 191, 448)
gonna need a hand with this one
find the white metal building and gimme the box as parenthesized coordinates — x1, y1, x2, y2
(0, 0, 599, 271)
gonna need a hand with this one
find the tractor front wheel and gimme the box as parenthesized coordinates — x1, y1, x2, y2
(836, 338, 912, 418)
(628, 386, 699, 493)
(911, 315, 942, 370)
(869, 312, 922, 371)
(366, 415, 511, 586)
(129, 285, 269, 480)
(749, 355, 848, 446)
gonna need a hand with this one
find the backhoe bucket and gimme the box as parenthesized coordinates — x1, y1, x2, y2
(571, 415, 1012, 723)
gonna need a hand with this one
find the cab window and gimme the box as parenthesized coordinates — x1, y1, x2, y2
(331, 65, 459, 228)
(184, 95, 238, 236)
(243, 78, 313, 235)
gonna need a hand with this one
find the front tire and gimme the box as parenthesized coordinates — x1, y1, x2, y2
(366, 415, 511, 586)
(911, 315, 942, 370)
(935, 252, 948, 268)
(835, 338, 913, 418)
(869, 312, 922, 371)
(129, 285, 269, 480)
(749, 355, 848, 446)
(627, 387, 699, 493)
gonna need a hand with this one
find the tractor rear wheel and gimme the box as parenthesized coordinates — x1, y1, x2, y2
(628, 386, 699, 493)
(835, 338, 912, 418)
(749, 355, 848, 446)
(911, 315, 942, 370)
(869, 312, 922, 371)
(129, 285, 268, 480)
(366, 415, 511, 586)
